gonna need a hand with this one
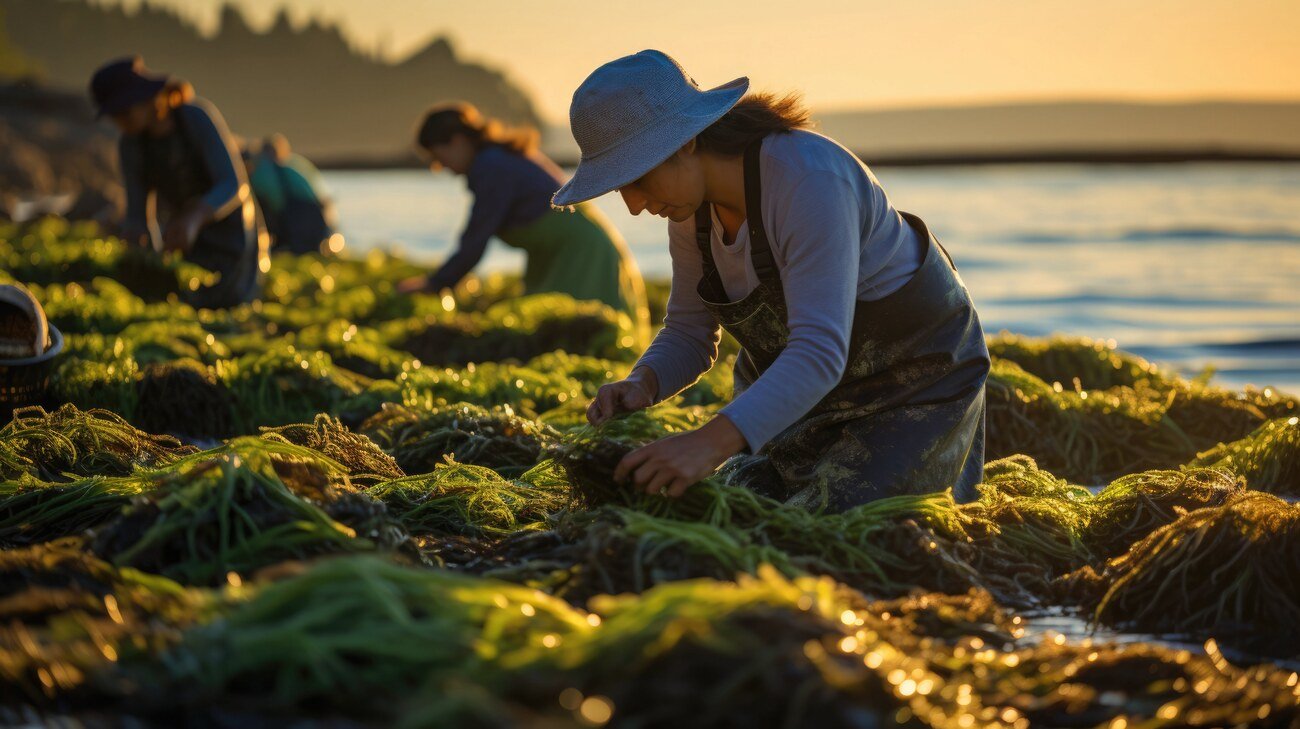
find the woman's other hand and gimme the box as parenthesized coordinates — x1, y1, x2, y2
(613, 415, 747, 498)
(587, 366, 658, 425)
(162, 204, 209, 252)
(118, 222, 152, 250)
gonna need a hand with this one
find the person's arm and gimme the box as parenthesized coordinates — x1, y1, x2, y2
(181, 101, 246, 221)
(587, 218, 721, 424)
(421, 178, 512, 291)
(718, 171, 860, 452)
(615, 172, 861, 497)
(160, 101, 248, 252)
(118, 136, 150, 244)
(633, 218, 722, 400)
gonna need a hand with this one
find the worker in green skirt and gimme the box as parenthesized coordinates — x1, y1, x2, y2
(399, 102, 649, 345)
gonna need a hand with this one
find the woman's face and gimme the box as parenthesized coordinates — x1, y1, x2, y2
(618, 145, 704, 223)
(423, 133, 476, 176)
(110, 98, 157, 136)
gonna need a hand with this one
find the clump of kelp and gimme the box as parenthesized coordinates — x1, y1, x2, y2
(2, 220, 1299, 725)
(360, 401, 559, 477)
(1187, 415, 1300, 495)
(261, 413, 404, 484)
(0, 404, 196, 482)
(1063, 491, 1300, 656)
(88, 439, 409, 585)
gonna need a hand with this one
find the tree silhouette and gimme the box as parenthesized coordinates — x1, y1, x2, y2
(0, 0, 540, 160)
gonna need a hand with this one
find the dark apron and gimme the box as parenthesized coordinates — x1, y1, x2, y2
(702, 138, 989, 511)
(140, 109, 264, 309)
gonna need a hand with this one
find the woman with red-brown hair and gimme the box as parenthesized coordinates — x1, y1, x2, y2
(399, 102, 649, 345)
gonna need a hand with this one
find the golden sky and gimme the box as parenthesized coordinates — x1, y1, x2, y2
(106, 0, 1300, 121)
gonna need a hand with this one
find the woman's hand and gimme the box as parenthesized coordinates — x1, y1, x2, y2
(118, 223, 151, 250)
(614, 415, 747, 498)
(587, 367, 658, 425)
(396, 276, 432, 295)
(162, 204, 210, 253)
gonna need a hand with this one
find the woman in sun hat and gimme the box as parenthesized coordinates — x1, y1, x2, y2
(89, 56, 265, 309)
(572, 50, 990, 511)
(398, 102, 650, 346)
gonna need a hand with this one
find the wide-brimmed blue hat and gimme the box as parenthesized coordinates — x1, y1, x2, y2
(553, 50, 748, 207)
(89, 56, 168, 118)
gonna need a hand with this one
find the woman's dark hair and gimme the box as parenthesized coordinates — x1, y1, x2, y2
(415, 102, 539, 155)
(695, 92, 812, 156)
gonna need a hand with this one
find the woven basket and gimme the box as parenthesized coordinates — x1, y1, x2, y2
(0, 286, 64, 421)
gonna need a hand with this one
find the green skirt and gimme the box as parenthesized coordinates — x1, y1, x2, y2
(498, 203, 650, 347)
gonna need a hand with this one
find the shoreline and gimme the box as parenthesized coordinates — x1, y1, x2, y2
(315, 147, 1300, 171)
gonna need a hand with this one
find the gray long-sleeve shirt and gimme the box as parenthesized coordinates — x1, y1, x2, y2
(636, 129, 925, 451)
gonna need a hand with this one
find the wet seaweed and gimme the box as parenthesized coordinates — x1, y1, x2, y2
(0, 404, 197, 482)
(987, 333, 1171, 391)
(89, 439, 403, 585)
(367, 459, 569, 539)
(985, 359, 1198, 484)
(163, 555, 588, 713)
(1064, 491, 1300, 657)
(134, 358, 235, 439)
(1083, 467, 1241, 559)
(360, 402, 558, 477)
(0, 477, 151, 546)
(1186, 416, 1300, 495)
(48, 358, 140, 419)
(10, 224, 1300, 725)
(217, 349, 366, 432)
(260, 414, 404, 484)
(1161, 383, 1269, 451)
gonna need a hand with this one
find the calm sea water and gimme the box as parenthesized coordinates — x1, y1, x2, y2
(322, 164, 1300, 394)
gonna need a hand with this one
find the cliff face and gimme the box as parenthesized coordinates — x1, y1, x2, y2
(0, 0, 540, 160)
(0, 83, 120, 221)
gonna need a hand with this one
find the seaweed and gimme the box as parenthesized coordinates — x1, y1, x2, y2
(960, 455, 1097, 583)
(134, 358, 235, 439)
(0, 477, 151, 546)
(1161, 383, 1268, 451)
(1186, 416, 1300, 495)
(48, 358, 140, 419)
(89, 439, 403, 585)
(367, 459, 569, 539)
(1083, 467, 1241, 559)
(985, 359, 1198, 483)
(987, 333, 1171, 391)
(360, 402, 558, 477)
(396, 359, 587, 417)
(1064, 491, 1300, 657)
(217, 349, 365, 432)
(164, 555, 588, 713)
(398, 317, 486, 366)
(11, 224, 1300, 725)
(397, 294, 635, 368)
(260, 414, 404, 484)
(0, 404, 197, 482)
(293, 320, 412, 379)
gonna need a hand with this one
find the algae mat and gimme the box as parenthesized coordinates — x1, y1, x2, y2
(1, 219, 1299, 728)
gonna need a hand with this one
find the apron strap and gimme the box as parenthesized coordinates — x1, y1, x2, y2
(743, 138, 779, 283)
(693, 136, 780, 300)
(694, 205, 729, 300)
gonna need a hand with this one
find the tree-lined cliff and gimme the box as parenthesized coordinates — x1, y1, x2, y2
(0, 0, 540, 161)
